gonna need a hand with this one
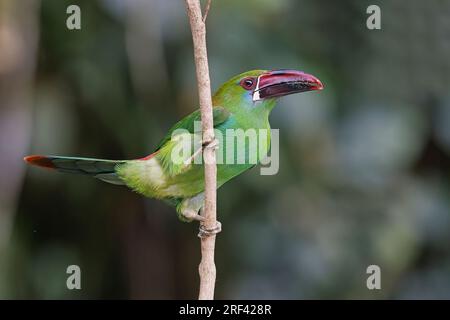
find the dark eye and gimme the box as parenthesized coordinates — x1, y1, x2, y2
(240, 77, 256, 90)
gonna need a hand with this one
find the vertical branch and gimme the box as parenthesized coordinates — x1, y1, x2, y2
(184, 0, 218, 300)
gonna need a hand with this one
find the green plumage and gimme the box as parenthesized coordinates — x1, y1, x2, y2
(116, 71, 274, 216)
(25, 69, 323, 222)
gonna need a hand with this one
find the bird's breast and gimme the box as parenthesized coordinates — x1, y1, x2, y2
(215, 117, 271, 167)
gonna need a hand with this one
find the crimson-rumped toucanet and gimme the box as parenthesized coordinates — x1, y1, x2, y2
(25, 69, 323, 222)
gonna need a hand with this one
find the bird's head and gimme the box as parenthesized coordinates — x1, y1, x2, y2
(213, 69, 323, 114)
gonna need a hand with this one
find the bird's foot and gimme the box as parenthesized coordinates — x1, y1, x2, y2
(183, 147, 203, 166)
(181, 209, 205, 222)
(198, 221, 222, 238)
(202, 138, 219, 151)
(182, 138, 219, 166)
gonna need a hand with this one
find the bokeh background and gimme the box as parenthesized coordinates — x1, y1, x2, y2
(1, 0, 449, 299)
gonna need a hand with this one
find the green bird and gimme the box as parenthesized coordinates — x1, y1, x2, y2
(25, 69, 323, 222)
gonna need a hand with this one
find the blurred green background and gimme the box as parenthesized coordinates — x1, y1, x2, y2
(1, 0, 450, 299)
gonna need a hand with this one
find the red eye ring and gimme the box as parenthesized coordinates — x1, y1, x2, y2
(240, 77, 256, 90)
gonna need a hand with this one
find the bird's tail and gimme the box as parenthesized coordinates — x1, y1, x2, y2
(24, 155, 126, 185)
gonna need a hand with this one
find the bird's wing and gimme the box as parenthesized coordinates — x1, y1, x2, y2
(154, 106, 230, 151)
(153, 106, 230, 178)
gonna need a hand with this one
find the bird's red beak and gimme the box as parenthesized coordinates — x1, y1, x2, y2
(253, 69, 323, 101)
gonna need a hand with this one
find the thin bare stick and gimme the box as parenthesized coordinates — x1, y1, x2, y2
(185, 0, 218, 300)
(202, 0, 212, 23)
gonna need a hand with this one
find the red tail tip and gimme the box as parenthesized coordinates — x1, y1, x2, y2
(139, 151, 159, 161)
(24, 155, 55, 169)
